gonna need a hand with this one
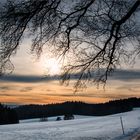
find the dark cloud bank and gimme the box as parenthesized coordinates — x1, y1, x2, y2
(0, 69, 140, 83)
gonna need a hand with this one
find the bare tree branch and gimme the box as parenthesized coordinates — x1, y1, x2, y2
(0, 0, 139, 89)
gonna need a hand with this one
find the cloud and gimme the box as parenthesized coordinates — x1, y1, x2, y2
(0, 69, 140, 83)
(0, 75, 53, 83)
(20, 87, 33, 92)
(0, 86, 11, 90)
(109, 69, 140, 81)
(0, 93, 11, 96)
(116, 84, 140, 92)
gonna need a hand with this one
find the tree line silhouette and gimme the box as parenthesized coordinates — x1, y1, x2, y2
(15, 97, 140, 120)
(0, 104, 19, 125)
(1, 97, 140, 124)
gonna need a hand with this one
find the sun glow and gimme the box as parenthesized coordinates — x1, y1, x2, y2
(40, 57, 61, 76)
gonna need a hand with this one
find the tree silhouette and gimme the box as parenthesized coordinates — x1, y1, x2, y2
(0, 103, 19, 125)
(0, 0, 139, 88)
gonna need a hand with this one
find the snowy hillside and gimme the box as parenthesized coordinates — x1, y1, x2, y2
(0, 108, 140, 140)
(19, 115, 92, 124)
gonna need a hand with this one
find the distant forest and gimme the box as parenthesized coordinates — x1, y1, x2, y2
(0, 104, 19, 125)
(1, 97, 140, 125)
(15, 97, 140, 120)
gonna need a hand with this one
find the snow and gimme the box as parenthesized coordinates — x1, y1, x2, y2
(0, 108, 140, 140)
(19, 115, 92, 123)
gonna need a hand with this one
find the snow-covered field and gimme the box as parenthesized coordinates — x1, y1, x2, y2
(0, 108, 140, 140)
(19, 115, 92, 124)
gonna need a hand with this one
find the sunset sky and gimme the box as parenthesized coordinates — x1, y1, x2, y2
(0, 0, 140, 105)
(0, 37, 140, 105)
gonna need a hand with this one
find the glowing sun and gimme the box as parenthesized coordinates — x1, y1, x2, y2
(41, 57, 61, 75)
